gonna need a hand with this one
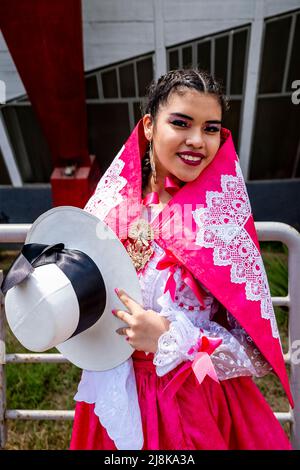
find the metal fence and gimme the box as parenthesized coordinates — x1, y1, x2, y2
(0, 222, 300, 449)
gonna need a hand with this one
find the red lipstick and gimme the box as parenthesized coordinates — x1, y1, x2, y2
(176, 151, 204, 166)
(177, 151, 205, 158)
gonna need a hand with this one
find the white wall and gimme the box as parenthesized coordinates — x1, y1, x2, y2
(82, 0, 154, 70)
(0, 0, 299, 101)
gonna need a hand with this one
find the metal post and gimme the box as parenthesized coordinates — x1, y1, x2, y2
(239, 0, 265, 180)
(153, 0, 167, 79)
(0, 270, 7, 448)
(256, 222, 300, 449)
(0, 111, 23, 187)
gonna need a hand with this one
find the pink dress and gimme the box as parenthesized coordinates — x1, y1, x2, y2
(70, 206, 291, 450)
(70, 354, 291, 450)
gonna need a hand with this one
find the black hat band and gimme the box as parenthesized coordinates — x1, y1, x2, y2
(1, 243, 107, 340)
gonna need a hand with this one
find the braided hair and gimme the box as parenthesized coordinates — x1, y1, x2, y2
(141, 68, 229, 192)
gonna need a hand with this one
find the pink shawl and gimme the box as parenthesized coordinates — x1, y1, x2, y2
(85, 119, 293, 406)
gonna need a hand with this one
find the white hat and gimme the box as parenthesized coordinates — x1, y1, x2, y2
(1, 206, 143, 371)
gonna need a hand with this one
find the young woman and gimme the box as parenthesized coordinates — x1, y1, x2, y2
(70, 69, 292, 450)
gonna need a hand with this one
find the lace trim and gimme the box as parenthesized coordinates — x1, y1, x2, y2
(226, 311, 272, 377)
(84, 146, 127, 220)
(192, 160, 279, 339)
(74, 359, 143, 450)
(174, 279, 217, 314)
(153, 291, 272, 380)
(138, 241, 165, 310)
(198, 318, 271, 380)
(157, 287, 213, 326)
(153, 310, 200, 376)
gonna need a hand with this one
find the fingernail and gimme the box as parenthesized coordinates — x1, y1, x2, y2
(112, 309, 117, 315)
(114, 288, 119, 295)
(125, 337, 129, 341)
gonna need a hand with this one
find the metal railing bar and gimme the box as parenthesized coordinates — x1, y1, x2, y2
(4, 352, 292, 365)
(1, 221, 300, 449)
(5, 410, 74, 421)
(283, 353, 291, 365)
(5, 354, 68, 364)
(0, 224, 30, 243)
(5, 410, 292, 423)
(272, 296, 290, 307)
(274, 412, 293, 423)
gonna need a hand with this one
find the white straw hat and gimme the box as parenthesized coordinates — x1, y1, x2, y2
(1, 206, 143, 371)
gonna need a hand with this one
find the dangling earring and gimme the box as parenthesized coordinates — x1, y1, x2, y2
(149, 140, 157, 184)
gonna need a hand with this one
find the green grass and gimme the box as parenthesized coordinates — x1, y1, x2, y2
(3, 319, 81, 450)
(0, 243, 291, 449)
(0, 249, 81, 450)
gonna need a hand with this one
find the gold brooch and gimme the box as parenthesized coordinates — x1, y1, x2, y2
(126, 219, 155, 271)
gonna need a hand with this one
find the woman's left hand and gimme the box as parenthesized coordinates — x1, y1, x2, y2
(113, 288, 170, 353)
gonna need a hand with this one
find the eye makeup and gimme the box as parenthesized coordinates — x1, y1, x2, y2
(204, 124, 221, 133)
(169, 113, 221, 123)
(168, 113, 221, 132)
(170, 119, 189, 128)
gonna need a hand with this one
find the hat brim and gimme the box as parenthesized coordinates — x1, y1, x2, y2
(25, 206, 143, 371)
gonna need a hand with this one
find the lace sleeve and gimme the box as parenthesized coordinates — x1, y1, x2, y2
(221, 311, 273, 378)
(147, 244, 272, 381)
(153, 309, 201, 376)
(153, 290, 272, 381)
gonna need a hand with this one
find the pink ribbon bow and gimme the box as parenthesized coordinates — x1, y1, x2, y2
(156, 249, 207, 308)
(163, 335, 223, 397)
(142, 176, 180, 207)
(142, 191, 159, 206)
(164, 175, 181, 196)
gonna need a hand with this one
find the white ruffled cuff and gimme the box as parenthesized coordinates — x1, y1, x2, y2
(153, 291, 271, 381)
(74, 358, 143, 450)
(153, 310, 201, 376)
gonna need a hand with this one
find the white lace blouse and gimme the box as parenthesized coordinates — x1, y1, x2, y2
(74, 205, 272, 450)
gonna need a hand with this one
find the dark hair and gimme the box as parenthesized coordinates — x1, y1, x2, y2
(145, 68, 229, 119)
(141, 68, 229, 191)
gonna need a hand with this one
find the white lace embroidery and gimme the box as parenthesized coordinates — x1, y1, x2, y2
(84, 145, 127, 220)
(154, 306, 272, 381)
(74, 358, 143, 450)
(200, 318, 272, 380)
(192, 160, 279, 339)
(225, 311, 272, 377)
(153, 310, 201, 376)
(138, 241, 165, 310)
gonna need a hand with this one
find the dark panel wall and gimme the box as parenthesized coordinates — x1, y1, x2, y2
(247, 180, 300, 231)
(0, 186, 52, 224)
(0, 181, 300, 229)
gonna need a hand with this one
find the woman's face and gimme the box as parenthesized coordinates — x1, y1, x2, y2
(143, 88, 222, 184)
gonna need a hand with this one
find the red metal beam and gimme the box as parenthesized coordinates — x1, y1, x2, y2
(1, 0, 100, 207)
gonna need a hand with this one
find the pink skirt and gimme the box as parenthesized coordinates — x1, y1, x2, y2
(70, 351, 292, 450)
